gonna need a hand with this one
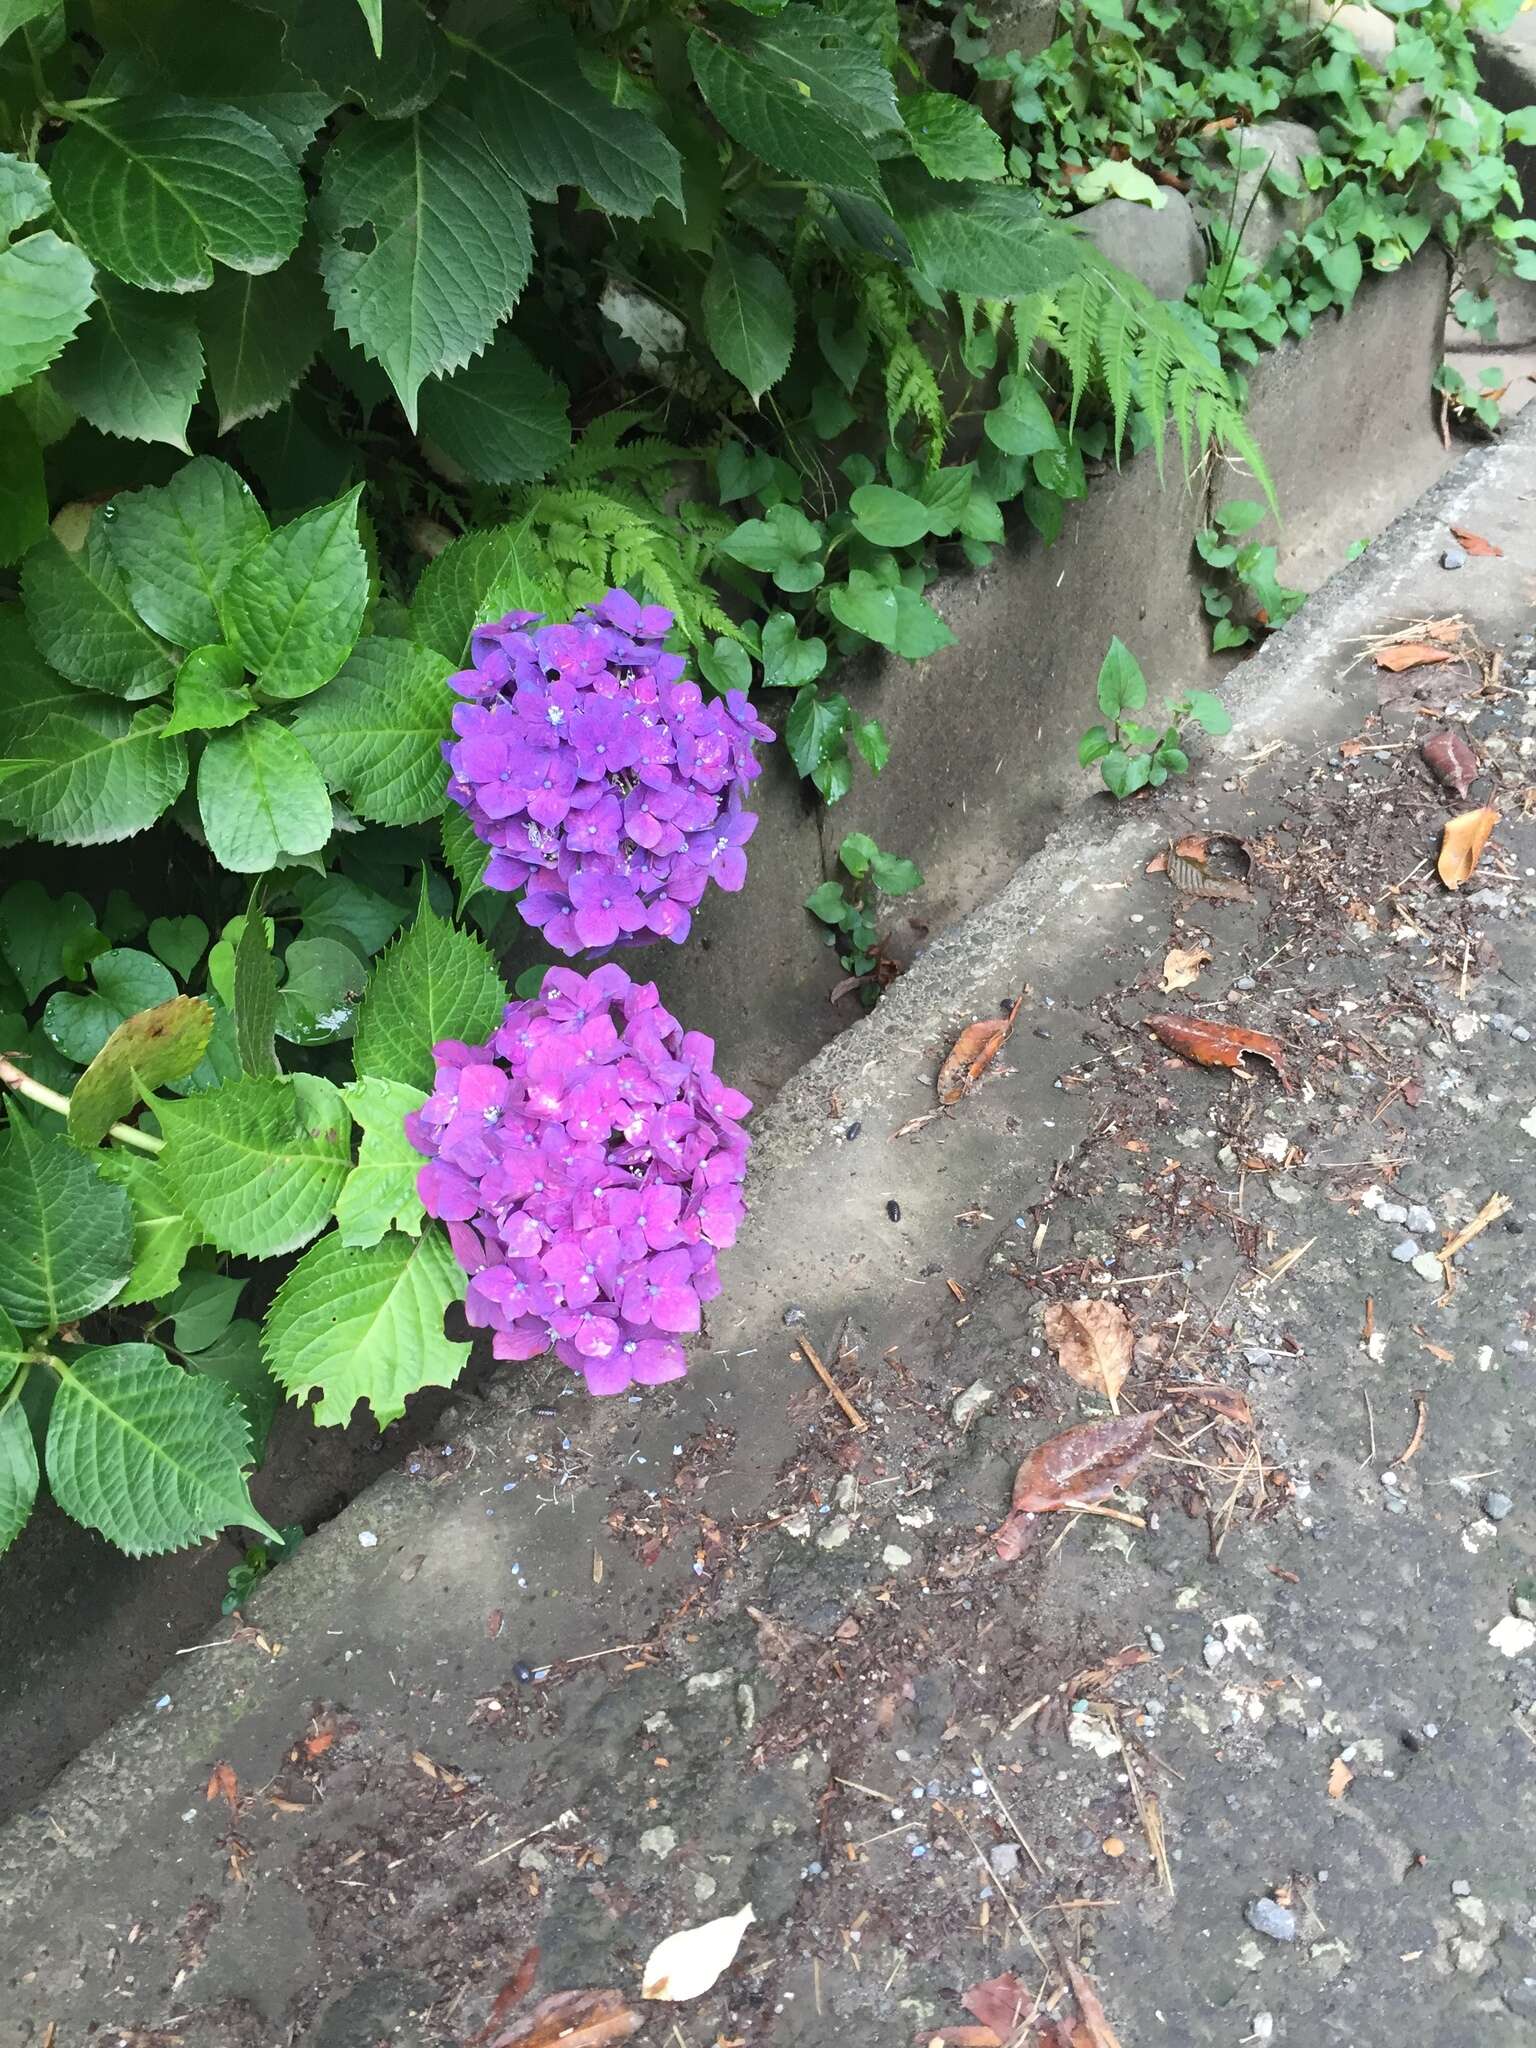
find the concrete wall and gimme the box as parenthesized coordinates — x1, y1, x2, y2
(505, 252, 1453, 1101)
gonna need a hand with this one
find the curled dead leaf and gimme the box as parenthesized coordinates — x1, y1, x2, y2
(937, 992, 1024, 1106)
(1168, 1382, 1254, 1428)
(1006, 1405, 1168, 1518)
(1045, 1299, 1133, 1403)
(1145, 1013, 1290, 1091)
(1420, 729, 1478, 799)
(1449, 524, 1502, 557)
(1159, 945, 1210, 993)
(961, 1971, 1030, 2038)
(1374, 642, 1455, 673)
(489, 1988, 641, 2048)
(1437, 806, 1498, 889)
(205, 1762, 239, 1814)
(1165, 833, 1251, 902)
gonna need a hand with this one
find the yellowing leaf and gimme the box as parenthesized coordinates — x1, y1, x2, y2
(1436, 806, 1498, 890)
(1044, 1299, 1132, 1403)
(641, 1902, 755, 2002)
(1159, 945, 1209, 992)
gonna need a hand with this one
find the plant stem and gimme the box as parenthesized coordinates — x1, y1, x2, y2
(0, 1056, 164, 1154)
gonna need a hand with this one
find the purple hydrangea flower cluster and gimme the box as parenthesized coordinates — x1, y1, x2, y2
(442, 590, 774, 956)
(406, 964, 751, 1397)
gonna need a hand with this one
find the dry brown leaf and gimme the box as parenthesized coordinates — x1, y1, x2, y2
(1449, 524, 1502, 557)
(1045, 1299, 1133, 1403)
(1159, 945, 1210, 992)
(1374, 642, 1456, 673)
(471, 1951, 542, 2045)
(205, 1762, 238, 1813)
(489, 1989, 641, 2048)
(1063, 1958, 1124, 2048)
(1327, 1756, 1354, 1800)
(937, 991, 1025, 1106)
(1437, 806, 1498, 889)
(961, 1971, 1030, 2039)
(1421, 729, 1478, 798)
(1145, 1013, 1290, 1090)
(1003, 1406, 1168, 1528)
(1169, 1381, 1254, 1427)
(303, 1729, 335, 1757)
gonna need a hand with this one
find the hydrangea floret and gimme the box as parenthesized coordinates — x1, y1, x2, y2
(406, 964, 751, 1396)
(443, 591, 773, 956)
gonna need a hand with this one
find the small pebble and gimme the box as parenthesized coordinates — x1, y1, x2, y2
(1484, 1492, 1514, 1522)
(1411, 1251, 1445, 1283)
(1252, 2017, 1275, 2044)
(1389, 1238, 1421, 1263)
(358, 1530, 378, 1548)
(1377, 1200, 1408, 1226)
(1442, 545, 1466, 570)
(1406, 1204, 1436, 1237)
(1246, 1897, 1297, 1942)
(1453, 1878, 1472, 1897)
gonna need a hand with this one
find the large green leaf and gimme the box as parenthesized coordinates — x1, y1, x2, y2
(46, 1344, 276, 1554)
(460, 12, 683, 218)
(352, 890, 506, 1092)
(197, 717, 334, 872)
(67, 996, 215, 1150)
(263, 1225, 468, 1426)
(688, 22, 887, 204)
(50, 100, 305, 293)
(0, 1, 56, 52)
(95, 1149, 200, 1303)
(417, 329, 570, 485)
(887, 164, 1086, 298)
(0, 1113, 133, 1329)
(218, 484, 367, 700)
(289, 636, 450, 825)
(900, 90, 1006, 181)
(42, 946, 179, 1065)
(0, 1383, 38, 1558)
(0, 397, 46, 564)
(21, 524, 178, 700)
(734, 5, 902, 136)
(197, 254, 329, 433)
(158, 1072, 352, 1258)
(0, 233, 98, 398)
(0, 702, 189, 845)
(336, 1076, 426, 1247)
(317, 108, 532, 427)
(256, 0, 446, 119)
(702, 239, 794, 403)
(50, 280, 204, 450)
(0, 626, 88, 755)
(410, 521, 556, 662)
(107, 457, 269, 649)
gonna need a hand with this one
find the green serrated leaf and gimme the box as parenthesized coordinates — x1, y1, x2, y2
(255, 0, 446, 119)
(50, 100, 304, 293)
(688, 23, 887, 204)
(233, 889, 280, 1076)
(0, 398, 46, 565)
(146, 914, 209, 980)
(291, 873, 402, 958)
(337, 1076, 426, 1247)
(317, 108, 532, 429)
(0, 701, 188, 845)
(197, 254, 330, 434)
(42, 947, 179, 1065)
(417, 329, 571, 486)
(95, 1144, 201, 1305)
(95, 0, 336, 160)
(0, 1387, 39, 1558)
(46, 1344, 276, 1554)
(219, 484, 367, 701)
(50, 279, 204, 450)
(187, 1318, 276, 1465)
(0, 879, 102, 1003)
(442, 802, 492, 913)
(411, 521, 556, 662)
(263, 1225, 468, 1426)
(21, 523, 177, 701)
(888, 162, 1085, 299)
(702, 238, 795, 402)
(461, 11, 684, 218)
(900, 90, 1007, 181)
(0, 1113, 133, 1328)
(106, 458, 268, 649)
(0, 227, 97, 400)
(197, 717, 333, 873)
(158, 1072, 352, 1258)
(161, 644, 252, 738)
(289, 636, 450, 825)
(67, 996, 214, 1150)
(352, 888, 507, 1093)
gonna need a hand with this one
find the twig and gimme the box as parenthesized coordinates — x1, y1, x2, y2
(1117, 1721, 1173, 1896)
(1439, 1192, 1511, 1270)
(1361, 1389, 1377, 1467)
(942, 1801, 1049, 1969)
(0, 1053, 163, 1153)
(474, 1809, 575, 1869)
(797, 1336, 867, 1431)
(559, 1641, 649, 1666)
(1393, 1392, 1428, 1466)
(972, 1751, 1047, 1877)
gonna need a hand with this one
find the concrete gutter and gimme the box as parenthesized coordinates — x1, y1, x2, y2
(2, 407, 1532, 2046)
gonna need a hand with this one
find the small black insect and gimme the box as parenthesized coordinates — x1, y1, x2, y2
(886, 1198, 901, 1222)
(845, 1121, 862, 1142)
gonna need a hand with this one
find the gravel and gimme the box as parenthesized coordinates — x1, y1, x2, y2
(1485, 1492, 1514, 1522)
(1246, 1897, 1297, 1942)
(1390, 1238, 1421, 1262)
(1443, 545, 1467, 569)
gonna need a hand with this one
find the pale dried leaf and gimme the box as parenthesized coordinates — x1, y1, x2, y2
(1160, 945, 1210, 992)
(1327, 1756, 1353, 1799)
(1437, 806, 1498, 889)
(641, 1902, 755, 2002)
(1045, 1299, 1132, 1401)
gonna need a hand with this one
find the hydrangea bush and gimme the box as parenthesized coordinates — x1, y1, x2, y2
(443, 593, 774, 955)
(406, 963, 751, 1397)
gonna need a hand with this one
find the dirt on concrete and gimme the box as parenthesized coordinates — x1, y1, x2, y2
(5, 435, 1536, 2048)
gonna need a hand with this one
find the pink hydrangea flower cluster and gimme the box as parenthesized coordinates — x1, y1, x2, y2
(442, 590, 773, 955)
(406, 964, 751, 1396)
